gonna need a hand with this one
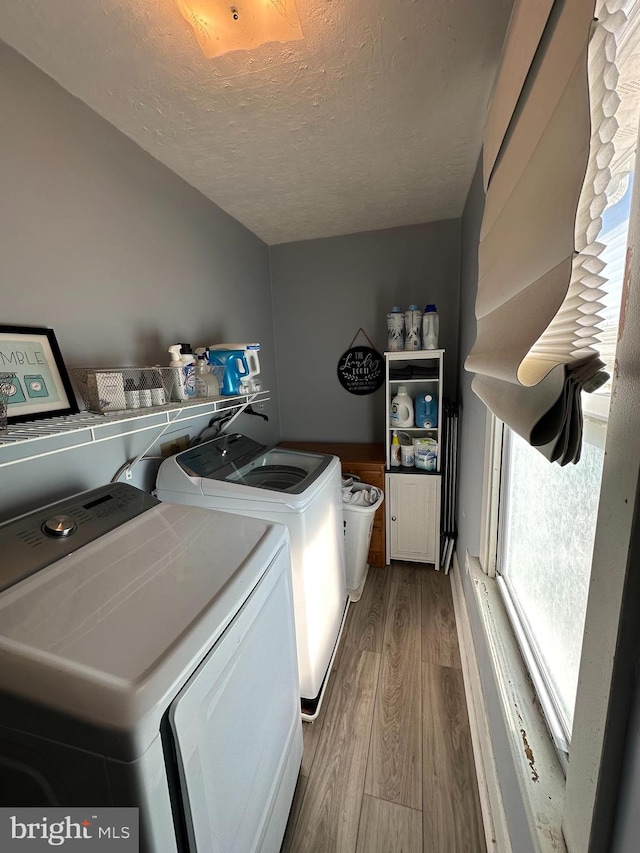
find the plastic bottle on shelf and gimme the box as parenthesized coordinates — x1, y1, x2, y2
(404, 305, 422, 351)
(194, 350, 221, 398)
(390, 386, 414, 428)
(422, 304, 439, 349)
(400, 439, 415, 467)
(386, 306, 404, 352)
(414, 393, 438, 429)
(168, 345, 195, 401)
(390, 430, 401, 467)
(178, 344, 197, 398)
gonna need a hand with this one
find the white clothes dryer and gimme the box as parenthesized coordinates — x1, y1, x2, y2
(0, 483, 301, 853)
(155, 433, 349, 719)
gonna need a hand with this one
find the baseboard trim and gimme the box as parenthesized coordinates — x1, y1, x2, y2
(450, 550, 512, 853)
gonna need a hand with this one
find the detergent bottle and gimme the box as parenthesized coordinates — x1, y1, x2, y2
(414, 393, 438, 429)
(243, 348, 262, 393)
(422, 305, 439, 349)
(206, 349, 250, 396)
(390, 386, 414, 428)
(208, 343, 261, 393)
(178, 344, 196, 398)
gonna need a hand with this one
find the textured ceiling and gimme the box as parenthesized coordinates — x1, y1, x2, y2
(0, 0, 513, 245)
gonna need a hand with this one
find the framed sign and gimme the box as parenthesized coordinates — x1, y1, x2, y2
(337, 345, 384, 395)
(0, 325, 79, 423)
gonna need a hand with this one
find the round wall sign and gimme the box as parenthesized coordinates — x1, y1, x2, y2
(337, 346, 384, 395)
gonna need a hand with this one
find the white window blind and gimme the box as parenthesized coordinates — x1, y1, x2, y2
(482, 0, 556, 186)
(466, 0, 624, 465)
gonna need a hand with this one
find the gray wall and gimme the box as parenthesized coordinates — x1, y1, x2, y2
(270, 222, 461, 443)
(0, 40, 279, 520)
(456, 159, 488, 560)
(456, 159, 534, 852)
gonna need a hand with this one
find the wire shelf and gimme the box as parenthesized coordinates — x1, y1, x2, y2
(0, 390, 270, 468)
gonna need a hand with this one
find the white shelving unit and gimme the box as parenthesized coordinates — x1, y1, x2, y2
(0, 390, 269, 470)
(384, 350, 443, 566)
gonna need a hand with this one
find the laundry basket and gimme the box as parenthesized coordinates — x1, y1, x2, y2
(342, 481, 384, 602)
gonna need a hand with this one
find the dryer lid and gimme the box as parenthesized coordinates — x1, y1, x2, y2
(0, 500, 287, 736)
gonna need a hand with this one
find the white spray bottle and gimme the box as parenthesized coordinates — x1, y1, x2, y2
(168, 345, 191, 401)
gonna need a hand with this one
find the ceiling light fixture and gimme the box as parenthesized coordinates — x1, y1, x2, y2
(175, 0, 303, 58)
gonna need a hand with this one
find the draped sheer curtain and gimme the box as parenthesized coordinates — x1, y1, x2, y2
(465, 0, 624, 465)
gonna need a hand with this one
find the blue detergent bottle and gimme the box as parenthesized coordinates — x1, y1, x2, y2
(414, 393, 438, 429)
(206, 350, 250, 396)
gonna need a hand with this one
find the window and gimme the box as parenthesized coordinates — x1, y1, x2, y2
(468, 5, 640, 846)
(495, 173, 634, 756)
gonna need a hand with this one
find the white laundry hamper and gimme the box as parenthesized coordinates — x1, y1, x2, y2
(343, 482, 384, 602)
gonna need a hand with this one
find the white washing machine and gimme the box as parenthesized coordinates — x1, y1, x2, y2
(0, 482, 302, 853)
(155, 433, 349, 719)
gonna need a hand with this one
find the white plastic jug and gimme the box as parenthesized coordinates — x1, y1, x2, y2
(414, 393, 438, 429)
(422, 304, 439, 349)
(390, 387, 414, 428)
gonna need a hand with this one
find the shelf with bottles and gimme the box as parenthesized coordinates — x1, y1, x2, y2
(385, 350, 444, 472)
(389, 433, 440, 476)
(387, 305, 439, 353)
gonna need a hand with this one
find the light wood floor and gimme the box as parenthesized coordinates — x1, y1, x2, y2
(281, 562, 486, 853)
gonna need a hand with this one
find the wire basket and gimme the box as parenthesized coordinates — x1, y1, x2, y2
(0, 373, 17, 432)
(71, 367, 181, 414)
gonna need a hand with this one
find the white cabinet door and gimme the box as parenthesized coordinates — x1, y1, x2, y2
(386, 473, 441, 564)
(169, 545, 302, 853)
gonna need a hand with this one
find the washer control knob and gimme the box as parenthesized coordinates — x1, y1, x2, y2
(42, 515, 78, 538)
